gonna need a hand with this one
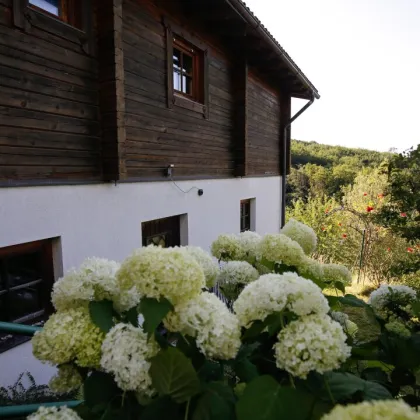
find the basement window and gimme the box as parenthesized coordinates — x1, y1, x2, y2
(0, 240, 55, 353)
(142, 215, 181, 248)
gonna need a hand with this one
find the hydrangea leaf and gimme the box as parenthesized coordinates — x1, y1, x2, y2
(234, 359, 259, 383)
(324, 372, 392, 401)
(141, 395, 182, 420)
(88, 300, 115, 333)
(192, 382, 235, 420)
(236, 375, 314, 420)
(150, 347, 201, 403)
(84, 371, 119, 408)
(124, 307, 139, 327)
(139, 297, 173, 335)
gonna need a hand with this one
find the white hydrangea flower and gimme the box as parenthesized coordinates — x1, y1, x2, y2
(298, 257, 324, 283)
(322, 263, 352, 285)
(218, 261, 259, 300)
(385, 319, 411, 338)
(233, 272, 329, 327)
(281, 219, 317, 255)
(27, 406, 82, 419)
(237, 231, 262, 261)
(101, 323, 158, 396)
(32, 308, 104, 368)
(274, 314, 351, 379)
(259, 234, 305, 267)
(117, 245, 205, 306)
(183, 246, 219, 288)
(49, 365, 83, 394)
(331, 311, 358, 337)
(211, 234, 245, 261)
(164, 292, 241, 360)
(369, 284, 417, 319)
(321, 400, 420, 420)
(52, 258, 122, 312)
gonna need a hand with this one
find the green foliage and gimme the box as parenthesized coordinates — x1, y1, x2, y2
(139, 297, 173, 336)
(89, 300, 115, 333)
(149, 347, 201, 403)
(236, 376, 314, 420)
(289, 140, 391, 202)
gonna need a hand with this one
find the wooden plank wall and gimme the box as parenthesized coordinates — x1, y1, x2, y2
(0, 0, 101, 183)
(246, 72, 281, 176)
(122, 0, 235, 179)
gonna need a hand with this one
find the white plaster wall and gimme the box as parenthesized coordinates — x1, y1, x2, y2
(0, 176, 281, 386)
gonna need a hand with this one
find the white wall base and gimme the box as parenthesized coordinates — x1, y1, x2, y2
(0, 176, 281, 386)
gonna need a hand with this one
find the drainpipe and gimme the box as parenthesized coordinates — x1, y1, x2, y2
(281, 95, 315, 227)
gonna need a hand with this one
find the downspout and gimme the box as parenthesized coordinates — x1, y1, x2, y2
(281, 95, 315, 227)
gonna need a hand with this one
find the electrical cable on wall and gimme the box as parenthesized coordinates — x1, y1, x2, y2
(166, 165, 203, 196)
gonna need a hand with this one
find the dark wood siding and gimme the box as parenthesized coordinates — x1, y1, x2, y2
(0, 0, 101, 183)
(122, 0, 235, 179)
(247, 72, 281, 176)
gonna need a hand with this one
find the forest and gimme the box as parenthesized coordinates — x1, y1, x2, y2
(287, 140, 419, 289)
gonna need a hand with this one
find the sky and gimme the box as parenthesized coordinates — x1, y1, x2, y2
(244, 0, 420, 152)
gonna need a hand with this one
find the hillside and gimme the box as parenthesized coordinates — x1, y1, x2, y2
(287, 140, 393, 203)
(291, 140, 392, 168)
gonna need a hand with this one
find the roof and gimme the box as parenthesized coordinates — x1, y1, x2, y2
(233, 0, 320, 99)
(226, 0, 320, 100)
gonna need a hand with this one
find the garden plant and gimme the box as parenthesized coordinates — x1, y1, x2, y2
(27, 220, 420, 419)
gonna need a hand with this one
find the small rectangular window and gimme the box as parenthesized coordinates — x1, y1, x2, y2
(240, 199, 252, 232)
(28, 0, 82, 28)
(142, 215, 181, 248)
(0, 240, 55, 353)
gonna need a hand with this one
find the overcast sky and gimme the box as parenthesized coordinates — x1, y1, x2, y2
(244, 0, 420, 152)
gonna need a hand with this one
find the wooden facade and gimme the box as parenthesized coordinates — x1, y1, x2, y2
(0, 0, 317, 185)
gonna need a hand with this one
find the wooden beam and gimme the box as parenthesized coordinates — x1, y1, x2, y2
(97, 0, 127, 181)
(280, 93, 292, 175)
(232, 47, 248, 177)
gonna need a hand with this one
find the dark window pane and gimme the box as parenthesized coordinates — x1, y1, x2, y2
(9, 287, 43, 320)
(142, 216, 181, 248)
(29, 0, 59, 15)
(7, 252, 41, 288)
(0, 294, 8, 321)
(183, 54, 193, 75)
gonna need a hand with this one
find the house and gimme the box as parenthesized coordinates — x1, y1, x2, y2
(0, 0, 319, 385)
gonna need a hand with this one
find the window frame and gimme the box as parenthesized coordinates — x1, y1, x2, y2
(0, 239, 55, 353)
(240, 199, 252, 232)
(13, 0, 94, 55)
(163, 16, 209, 119)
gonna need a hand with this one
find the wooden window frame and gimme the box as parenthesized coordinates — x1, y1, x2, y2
(0, 239, 55, 353)
(163, 16, 209, 119)
(240, 199, 252, 232)
(13, 0, 94, 55)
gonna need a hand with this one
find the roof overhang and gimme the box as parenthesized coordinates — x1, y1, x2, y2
(181, 0, 320, 100)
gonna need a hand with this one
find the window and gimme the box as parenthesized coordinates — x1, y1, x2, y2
(240, 200, 251, 232)
(164, 17, 209, 118)
(142, 216, 181, 248)
(28, 0, 82, 28)
(13, 0, 92, 53)
(173, 38, 199, 100)
(0, 240, 55, 353)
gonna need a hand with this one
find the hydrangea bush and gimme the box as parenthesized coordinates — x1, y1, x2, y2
(29, 221, 420, 420)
